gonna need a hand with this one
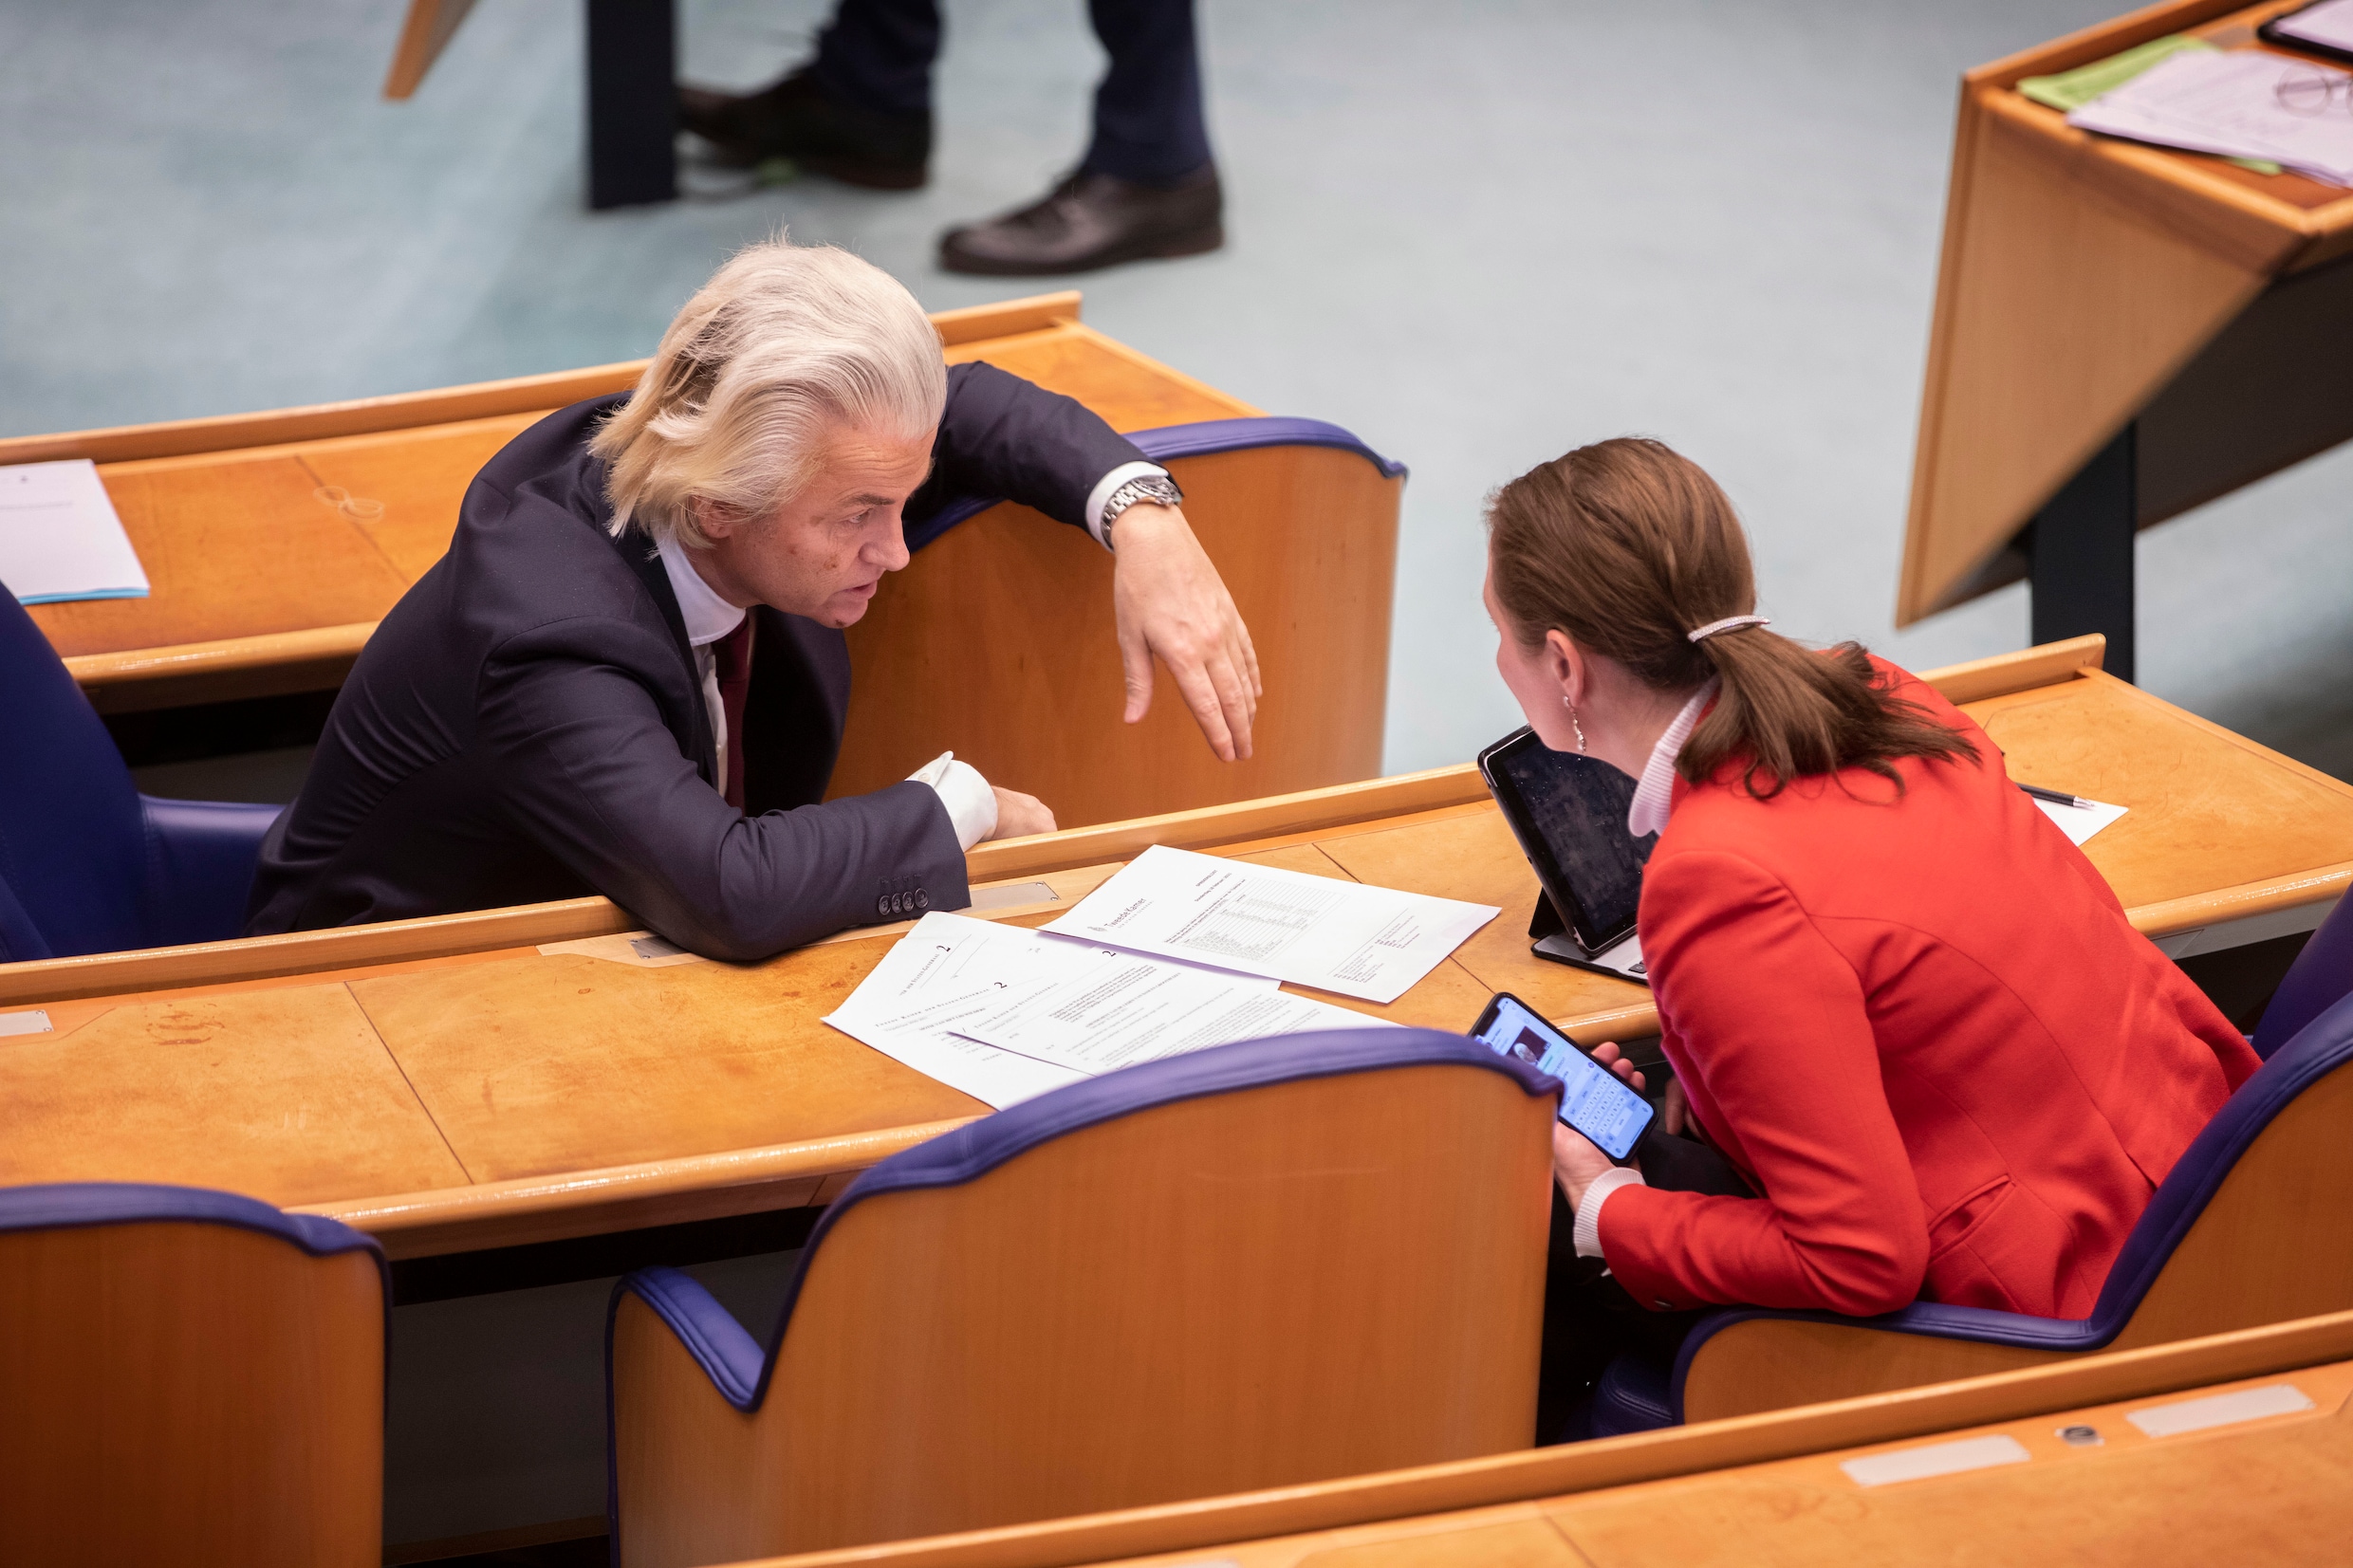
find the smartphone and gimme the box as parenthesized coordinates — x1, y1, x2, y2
(1475, 727, 1655, 960)
(1469, 990, 1656, 1162)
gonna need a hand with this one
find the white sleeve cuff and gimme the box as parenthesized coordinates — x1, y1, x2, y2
(908, 751, 998, 851)
(1083, 461, 1171, 550)
(1573, 1164, 1647, 1260)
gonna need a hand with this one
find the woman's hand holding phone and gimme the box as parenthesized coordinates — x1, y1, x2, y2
(1552, 1042, 1647, 1207)
(1551, 1122, 1619, 1208)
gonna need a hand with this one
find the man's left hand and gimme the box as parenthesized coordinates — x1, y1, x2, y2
(1111, 505, 1261, 761)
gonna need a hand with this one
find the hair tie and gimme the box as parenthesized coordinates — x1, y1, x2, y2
(1687, 614, 1769, 643)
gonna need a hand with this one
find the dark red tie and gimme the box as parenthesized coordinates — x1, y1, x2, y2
(713, 615, 755, 810)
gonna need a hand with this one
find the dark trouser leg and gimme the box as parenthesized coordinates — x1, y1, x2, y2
(2028, 422, 2138, 684)
(809, 0, 942, 116)
(1080, 0, 1213, 184)
(585, 0, 678, 209)
(1536, 1183, 1707, 1442)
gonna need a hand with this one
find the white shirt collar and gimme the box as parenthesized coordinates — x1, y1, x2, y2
(654, 532, 749, 647)
(1626, 680, 1717, 839)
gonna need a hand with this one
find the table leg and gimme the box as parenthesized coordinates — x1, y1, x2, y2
(2029, 422, 2137, 684)
(584, 0, 676, 210)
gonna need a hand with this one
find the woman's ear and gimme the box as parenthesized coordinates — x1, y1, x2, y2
(1545, 628, 1588, 707)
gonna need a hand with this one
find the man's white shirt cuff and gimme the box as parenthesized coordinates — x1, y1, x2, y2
(1083, 461, 1172, 550)
(1574, 1165, 1646, 1259)
(908, 751, 998, 851)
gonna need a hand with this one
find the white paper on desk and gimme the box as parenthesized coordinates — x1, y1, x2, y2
(2036, 795, 2128, 847)
(954, 951, 1395, 1075)
(2069, 50, 2353, 185)
(1043, 843, 1498, 1005)
(824, 913, 1091, 1109)
(0, 459, 150, 604)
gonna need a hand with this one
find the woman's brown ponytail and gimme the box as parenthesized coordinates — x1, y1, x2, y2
(1485, 437, 1974, 798)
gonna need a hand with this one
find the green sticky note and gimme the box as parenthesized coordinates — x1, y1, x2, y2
(2017, 34, 2213, 111)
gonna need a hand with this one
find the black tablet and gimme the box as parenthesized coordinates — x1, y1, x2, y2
(2260, 0, 2353, 66)
(1475, 726, 1657, 958)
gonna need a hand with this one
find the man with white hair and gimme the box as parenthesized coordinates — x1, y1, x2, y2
(245, 237, 1258, 959)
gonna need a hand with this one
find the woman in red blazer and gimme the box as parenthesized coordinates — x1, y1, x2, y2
(1483, 438, 2258, 1427)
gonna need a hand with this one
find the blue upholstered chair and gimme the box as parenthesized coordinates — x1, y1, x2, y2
(903, 416, 1406, 550)
(0, 1183, 387, 1566)
(0, 584, 282, 961)
(605, 1028, 1558, 1568)
(1580, 980, 2353, 1438)
(2251, 893, 2353, 1061)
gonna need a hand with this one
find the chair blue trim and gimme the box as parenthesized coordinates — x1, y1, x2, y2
(0, 1182, 390, 1388)
(137, 796, 284, 948)
(1, 582, 284, 957)
(0, 1180, 383, 1265)
(1642, 989, 2353, 1424)
(2251, 895, 2353, 1060)
(904, 417, 1407, 552)
(604, 1026, 1555, 1559)
(614, 1027, 1554, 1414)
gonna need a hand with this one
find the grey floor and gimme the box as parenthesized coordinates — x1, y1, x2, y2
(6, 0, 2349, 791)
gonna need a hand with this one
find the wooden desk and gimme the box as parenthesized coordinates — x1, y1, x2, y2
(793, 1309, 2353, 1568)
(0, 291, 1403, 828)
(1899, 0, 2353, 679)
(0, 636, 2344, 1264)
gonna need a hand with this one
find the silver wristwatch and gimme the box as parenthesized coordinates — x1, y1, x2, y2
(1099, 472, 1184, 548)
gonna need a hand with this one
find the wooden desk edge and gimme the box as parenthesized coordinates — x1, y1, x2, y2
(65, 622, 381, 712)
(298, 1117, 979, 1258)
(0, 292, 1084, 468)
(742, 1308, 2353, 1568)
(0, 897, 636, 1006)
(2130, 862, 2352, 936)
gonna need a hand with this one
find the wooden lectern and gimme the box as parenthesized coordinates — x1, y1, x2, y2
(1901, 0, 2353, 680)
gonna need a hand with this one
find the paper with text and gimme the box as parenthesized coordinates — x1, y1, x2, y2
(0, 459, 150, 605)
(823, 913, 1091, 1109)
(1042, 844, 1498, 1004)
(955, 950, 1393, 1074)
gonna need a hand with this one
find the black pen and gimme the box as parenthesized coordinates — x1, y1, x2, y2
(2018, 782, 2093, 810)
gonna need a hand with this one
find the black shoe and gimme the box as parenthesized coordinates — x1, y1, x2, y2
(676, 68, 931, 190)
(937, 166, 1224, 276)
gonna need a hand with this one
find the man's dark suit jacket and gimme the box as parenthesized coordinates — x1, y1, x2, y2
(244, 361, 1142, 959)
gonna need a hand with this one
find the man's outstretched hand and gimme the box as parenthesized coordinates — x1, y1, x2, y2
(1109, 505, 1261, 761)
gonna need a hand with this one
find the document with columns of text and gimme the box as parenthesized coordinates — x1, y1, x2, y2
(1043, 843, 1498, 1005)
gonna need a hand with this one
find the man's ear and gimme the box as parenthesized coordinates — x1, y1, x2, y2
(687, 495, 741, 543)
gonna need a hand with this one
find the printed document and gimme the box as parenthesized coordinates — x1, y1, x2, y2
(0, 459, 150, 604)
(954, 950, 1391, 1074)
(823, 913, 1092, 1109)
(825, 910, 1397, 1105)
(1042, 843, 1498, 1005)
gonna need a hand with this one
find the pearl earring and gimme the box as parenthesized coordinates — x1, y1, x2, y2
(1562, 694, 1586, 753)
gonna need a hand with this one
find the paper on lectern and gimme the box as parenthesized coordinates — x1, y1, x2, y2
(2067, 49, 2353, 186)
